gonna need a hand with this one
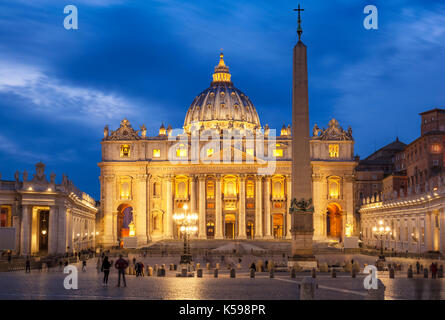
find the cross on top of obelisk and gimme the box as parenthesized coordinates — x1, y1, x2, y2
(293, 4, 304, 42)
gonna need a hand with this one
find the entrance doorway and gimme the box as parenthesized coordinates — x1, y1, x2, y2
(117, 204, 134, 243)
(206, 221, 215, 238)
(272, 214, 284, 239)
(327, 203, 342, 238)
(224, 214, 235, 239)
(38, 210, 49, 252)
(246, 221, 254, 239)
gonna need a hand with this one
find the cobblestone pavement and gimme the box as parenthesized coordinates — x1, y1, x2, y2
(1, 258, 445, 300)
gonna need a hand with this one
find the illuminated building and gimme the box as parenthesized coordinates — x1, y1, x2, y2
(97, 53, 357, 247)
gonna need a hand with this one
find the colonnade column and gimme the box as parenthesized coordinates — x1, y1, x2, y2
(263, 176, 272, 239)
(66, 209, 73, 253)
(440, 209, 445, 254)
(198, 175, 207, 239)
(238, 174, 247, 239)
(286, 175, 292, 239)
(48, 205, 57, 255)
(255, 176, 263, 238)
(103, 174, 115, 247)
(215, 175, 223, 239)
(20, 205, 30, 256)
(165, 175, 174, 239)
(425, 212, 432, 252)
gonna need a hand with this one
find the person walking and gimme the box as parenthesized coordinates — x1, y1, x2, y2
(115, 255, 129, 287)
(82, 259, 87, 272)
(416, 261, 420, 274)
(431, 262, 438, 279)
(101, 256, 111, 286)
(25, 257, 31, 273)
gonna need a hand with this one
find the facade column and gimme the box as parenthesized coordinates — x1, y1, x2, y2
(198, 175, 207, 239)
(103, 174, 115, 247)
(136, 174, 148, 245)
(263, 176, 272, 239)
(215, 175, 223, 239)
(255, 176, 263, 238)
(165, 175, 174, 239)
(238, 174, 247, 239)
(286, 175, 292, 239)
(20, 205, 30, 256)
(48, 206, 57, 255)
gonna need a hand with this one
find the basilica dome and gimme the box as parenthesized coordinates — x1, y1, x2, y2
(183, 53, 261, 133)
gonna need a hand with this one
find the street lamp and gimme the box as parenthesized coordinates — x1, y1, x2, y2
(173, 204, 198, 264)
(372, 220, 391, 262)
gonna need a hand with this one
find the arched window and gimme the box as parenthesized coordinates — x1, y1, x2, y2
(328, 178, 339, 199)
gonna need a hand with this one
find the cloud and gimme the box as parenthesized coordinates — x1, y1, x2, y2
(327, 4, 445, 154)
(0, 59, 142, 125)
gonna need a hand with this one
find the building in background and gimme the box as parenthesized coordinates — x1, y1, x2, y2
(360, 108, 445, 254)
(0, 162, 98, 256)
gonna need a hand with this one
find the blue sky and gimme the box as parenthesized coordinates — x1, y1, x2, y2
(0, 0, 444, 199)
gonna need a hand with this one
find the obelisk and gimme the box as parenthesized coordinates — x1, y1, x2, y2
(289, 4, 316, 268)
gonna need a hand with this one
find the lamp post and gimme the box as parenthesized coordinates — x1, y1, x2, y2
(173, 204, 198, 265)
(372, 220, 391, 262)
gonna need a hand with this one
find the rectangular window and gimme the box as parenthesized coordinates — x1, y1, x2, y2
(153, 149, 161, 158)
(176, 149, 188, 158)
(273, 149, 283, 157)
(120, 144, 130, 157)
(329, 144, 339, 158)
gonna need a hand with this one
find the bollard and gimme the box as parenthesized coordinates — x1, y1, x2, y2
(206, 263, 210, 270)
(214, 269, 218, 278)
(331, 269, 336, 278)
(230, 268, 236, 278)
(439, 265, 444, 278)
(270, 269, 274, 278)
(299, 277, 317, 300)
(389, 268, 395, 279)
(424, 268, 429, 279)
(311, 268, 316, 278)
(181, 268, 187, 277)
(197, 269, 203, 278)
(161, 267, 166, 277)
(407, 266, 413, 278)
(154, 264, 158, 273)
(365, 279, 386, 300)
(250, 269, 255, 278)
(291, 268, 296, 278)
(351, 268, 356, 278)
(147, 267, 153, 276)
(174, 264, 177, 271)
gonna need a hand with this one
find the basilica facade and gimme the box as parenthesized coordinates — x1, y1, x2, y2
(98, 54, 357, 248)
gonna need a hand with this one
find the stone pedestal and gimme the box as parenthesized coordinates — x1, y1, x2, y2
(123, 237, 138, 248)
(344, 236, 359, 249)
